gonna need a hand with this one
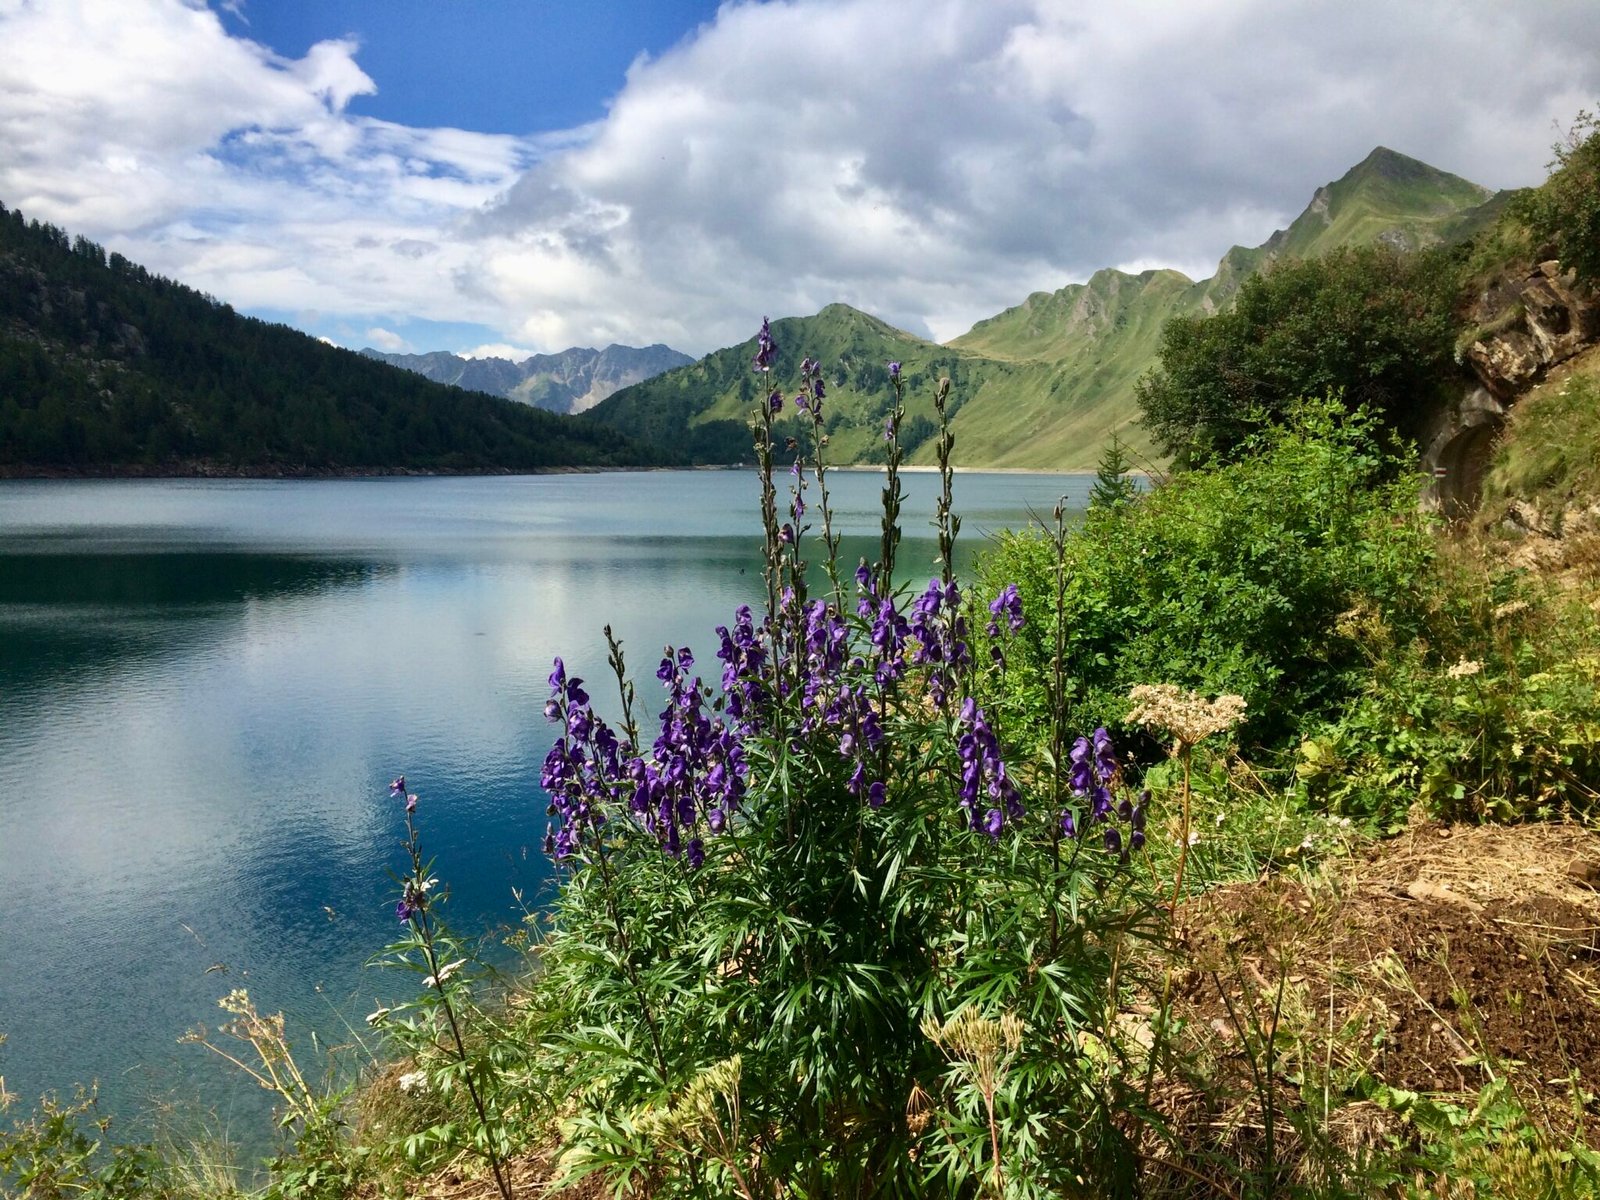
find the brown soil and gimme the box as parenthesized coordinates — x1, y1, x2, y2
(1165, 822, 1600, 1152)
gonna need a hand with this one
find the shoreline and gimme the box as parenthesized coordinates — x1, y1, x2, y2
(0, 462, 1105, 481)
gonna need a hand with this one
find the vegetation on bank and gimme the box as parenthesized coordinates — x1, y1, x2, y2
(6, 121, 1600, 1199)
(0, 204, 659, 474)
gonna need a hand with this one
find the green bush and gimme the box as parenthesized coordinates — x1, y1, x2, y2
(976, 400, 1441, 757)
(1135, 246, 1460, 465)
(1296, 583, 1600, 828)
(1516, 109, 1600, 283)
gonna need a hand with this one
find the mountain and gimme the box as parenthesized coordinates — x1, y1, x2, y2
(595, 147, 1506, 470)
(361, 343, 693, 414)
(0, 203, 657, 474)
(587, 303, 995, 465)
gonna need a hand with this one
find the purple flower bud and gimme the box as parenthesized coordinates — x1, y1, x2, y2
(1130, 829, 1146, 851)
(406, 793, 417, 814)
(753, 317, 776, 372)
(1061, 810, 1077, 838)
(868, 780, 886, 808)
(389, 775, 405, 796)
(769, 389, 783, 413)
(1104, 827, 1123, 854)
(888, 361, 901, 381)
(983, 808, 1004, 837)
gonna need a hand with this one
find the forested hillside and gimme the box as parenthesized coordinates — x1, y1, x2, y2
(0, 204, 657, 474)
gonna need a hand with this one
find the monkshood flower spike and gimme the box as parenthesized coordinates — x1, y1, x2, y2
(1059, 726, 1137, 860)
(535, 319, 1060, 867)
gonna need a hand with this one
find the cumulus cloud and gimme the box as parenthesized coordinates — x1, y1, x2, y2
(0, 0, 538, 326)
(363, 326, 411, 353)
(3, 0, 1599, 356)
(465, 0, 1600, 350)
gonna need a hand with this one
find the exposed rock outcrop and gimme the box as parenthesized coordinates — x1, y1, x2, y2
(1463, 261, 1599, 398)
(1421, 261, 1598, 515)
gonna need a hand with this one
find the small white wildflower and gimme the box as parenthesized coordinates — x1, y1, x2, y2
(364, 1006, 391, 1027)
(1446, 658, 1483, 679)
(1299, 834, 1316, 851)
(423, 958, 465, 988)
(397, 1070, 428, 1095)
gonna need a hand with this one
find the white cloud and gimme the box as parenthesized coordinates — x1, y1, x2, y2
(363, 326, 411, 353)
(3, 0, 1599, 357)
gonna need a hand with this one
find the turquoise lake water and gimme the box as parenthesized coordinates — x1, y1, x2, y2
(0, 469, 1089, 1144)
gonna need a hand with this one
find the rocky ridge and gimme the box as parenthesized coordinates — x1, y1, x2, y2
(361, 343, 693, 415)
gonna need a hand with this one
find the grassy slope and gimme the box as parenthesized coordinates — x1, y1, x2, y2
(946, 147, 1501, 468)
(1481, 344, 1600, 521)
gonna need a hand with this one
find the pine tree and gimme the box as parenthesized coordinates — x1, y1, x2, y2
(1088, 434, 1140, 511)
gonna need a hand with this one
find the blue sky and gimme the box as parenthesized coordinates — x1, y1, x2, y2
(216, 2, 724, 134)
(4, 1, 1600, 360)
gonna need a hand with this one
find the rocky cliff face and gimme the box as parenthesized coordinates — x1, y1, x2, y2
(361, 343, 693, 415)
(1421, 261, 1599, 515)
(1463, 262, 1600, 398)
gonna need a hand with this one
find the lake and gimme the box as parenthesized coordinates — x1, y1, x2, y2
(0, 469, 1089, 1145)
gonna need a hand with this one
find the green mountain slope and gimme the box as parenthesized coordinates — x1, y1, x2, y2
(599, 147, 1505, 471)
(589, 303, 1001, 465)
(0, 203, 657, 475)
(944, 147, 1503, 467)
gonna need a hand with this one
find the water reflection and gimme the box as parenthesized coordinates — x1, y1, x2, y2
(0, 472, 1087, 1150)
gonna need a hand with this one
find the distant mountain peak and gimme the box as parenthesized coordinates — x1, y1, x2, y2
(1333, 145, 1492, 206)
(361, 342, 692, 414)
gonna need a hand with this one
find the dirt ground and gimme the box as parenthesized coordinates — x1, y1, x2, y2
(1167, 821, 1600, 1164)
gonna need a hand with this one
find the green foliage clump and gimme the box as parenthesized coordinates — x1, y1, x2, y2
(978, 400, 1439, 755)
(1135, 245, 1460, 465)
(1516, 109, 1600, 283)
(1297, 560, 1600, 829)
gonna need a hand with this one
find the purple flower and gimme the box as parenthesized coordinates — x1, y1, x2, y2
(769, 389, 783, 413)
(753, 317, 776, 372)
(389, 775, 405, 797)
(988, 583, 1024, 633)
(868, 780, 886, 808)
(1060, 810, 1078, 838)
(888, 361, 901, 381)
(406, 792, 417, 814)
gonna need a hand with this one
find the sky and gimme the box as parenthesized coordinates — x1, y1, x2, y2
(2, 0, 1599, 360)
